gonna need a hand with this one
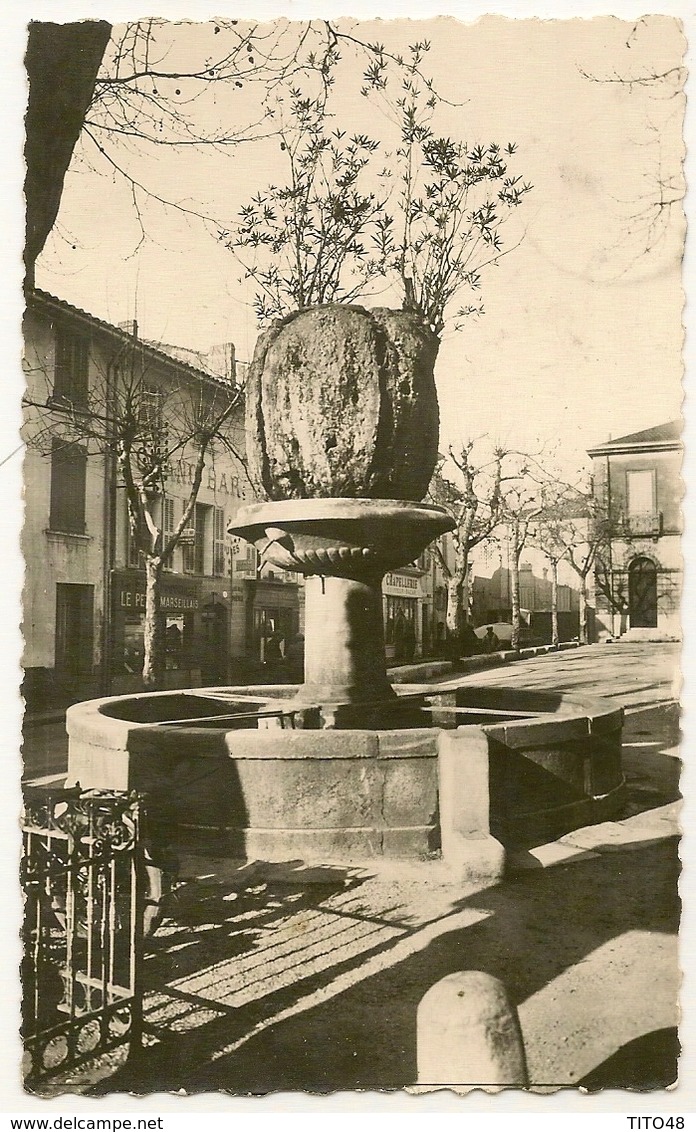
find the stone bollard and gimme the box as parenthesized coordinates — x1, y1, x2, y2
(438, 727, 505, 884)
(417, 971, 528, 1088)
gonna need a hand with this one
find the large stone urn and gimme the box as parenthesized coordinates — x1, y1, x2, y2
(246, 304, 440, 501)
(231, 303, 454, 725)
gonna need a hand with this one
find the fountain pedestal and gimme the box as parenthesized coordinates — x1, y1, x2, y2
(228, 498, 455, 726)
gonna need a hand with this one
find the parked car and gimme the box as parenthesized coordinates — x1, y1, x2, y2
(474, 622, 514, 645)
(473, 622, 544, 649)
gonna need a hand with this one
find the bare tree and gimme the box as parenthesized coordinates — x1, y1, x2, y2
(529, 516, 567, 647)
(23, 328, 245, 689)
(497, 487, 543, 652)
(579, 16, 685, 270)
(594, 551, 631, 636)
(529, 476, 629, 645)
(531, 501, 595, 645)
(492, 457, 567, 650)
(429, 443, 536, 649)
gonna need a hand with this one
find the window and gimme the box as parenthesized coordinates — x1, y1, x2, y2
(384, 596, 417, 661)
(136, 389, 167, 471)
(162, 497, 176, 571)
(627, 470, 655, 518)
(49, 440, 87, 533)
(53, 325, 89, 406)
(183, 503, 208, 575)
(626, 469, 659, 535)
(213, 507, 226, 577)
(139, 388, 164, 433)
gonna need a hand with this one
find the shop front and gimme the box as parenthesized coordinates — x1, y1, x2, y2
(383, 571, 424, 662)
(244, 577, 302, 681)
(110, 570, 204, 694)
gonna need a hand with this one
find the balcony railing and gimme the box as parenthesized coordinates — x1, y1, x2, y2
(623, 510, 663, 538)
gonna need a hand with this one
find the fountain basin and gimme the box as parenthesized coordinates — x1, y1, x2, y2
(66, 681, 625, 862)
(229, 498, 455, 721)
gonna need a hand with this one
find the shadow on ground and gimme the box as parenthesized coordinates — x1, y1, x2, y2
(94, 828, 679, 1096)
(579, 1028, 679, 1092)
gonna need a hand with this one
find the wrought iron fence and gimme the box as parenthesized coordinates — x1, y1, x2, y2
(21, 787, 144, 1088)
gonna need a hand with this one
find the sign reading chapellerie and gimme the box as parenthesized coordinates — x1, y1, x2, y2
(113, 574, 200, 613)
(384, 573, 419, 592)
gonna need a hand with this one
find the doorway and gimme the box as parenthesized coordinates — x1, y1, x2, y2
(55, 583, 94, 696)
(628, 557, 658, 628)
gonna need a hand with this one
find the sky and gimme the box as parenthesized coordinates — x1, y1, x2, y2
(32, 13, 686, 476)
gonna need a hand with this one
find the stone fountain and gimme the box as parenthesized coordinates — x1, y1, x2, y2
(229, 300, 452, 726)
(66, 303, 625, 872)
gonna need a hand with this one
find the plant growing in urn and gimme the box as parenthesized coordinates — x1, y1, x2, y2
(226, 42, 531, 503)
(226, 43, 531, 720)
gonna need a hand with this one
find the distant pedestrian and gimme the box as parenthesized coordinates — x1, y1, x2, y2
(460, 622, 479, 657)
(483, 626, 501, 653)
(264, 631, 283, 662)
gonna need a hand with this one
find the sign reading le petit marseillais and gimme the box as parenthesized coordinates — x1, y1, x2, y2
(113, 574, 200, 613)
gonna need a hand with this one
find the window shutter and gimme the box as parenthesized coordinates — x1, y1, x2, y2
(49, 440, 87, 533)
(213, 507, 226, 576)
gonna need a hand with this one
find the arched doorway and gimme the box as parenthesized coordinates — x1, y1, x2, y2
(628, 557, 658, 629)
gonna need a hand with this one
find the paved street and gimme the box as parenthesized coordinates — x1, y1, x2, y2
(453, 640, 680, 711)
(30, 641, 681, 1096)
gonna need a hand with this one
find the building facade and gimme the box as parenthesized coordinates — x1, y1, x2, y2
(22, 289, 301, 708)
(383, 549, 441, 662)
(467, 537, 581, 642)
(22, 291, 462, 705)
(588, 421, 683, 640)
